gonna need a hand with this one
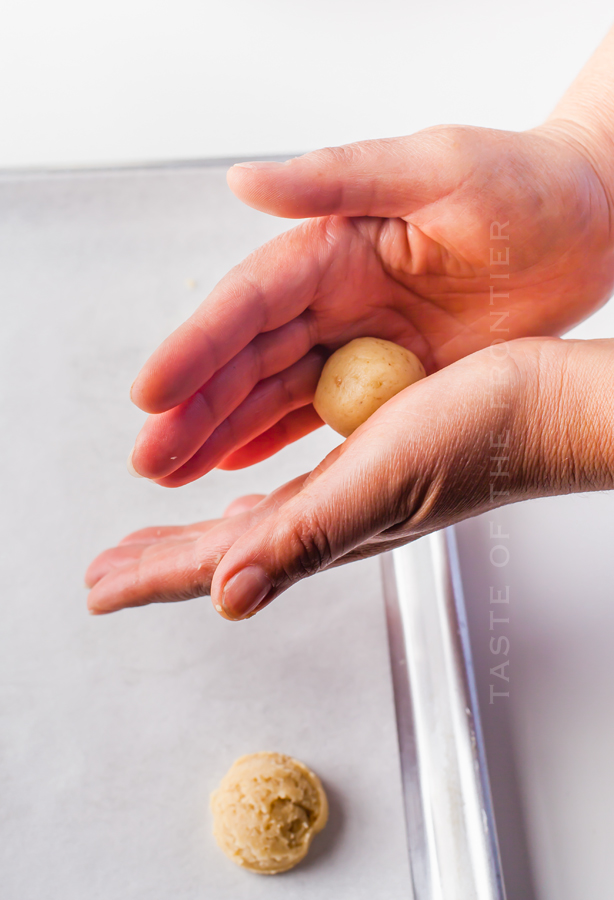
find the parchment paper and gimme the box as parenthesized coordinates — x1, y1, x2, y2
(0, 164, 411, 899)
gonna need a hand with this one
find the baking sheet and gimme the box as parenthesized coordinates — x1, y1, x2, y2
(0, 164, 413, 898)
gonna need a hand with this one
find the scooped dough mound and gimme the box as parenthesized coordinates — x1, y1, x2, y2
(314, 336, 426, 437)
(211, 752, 328, 874)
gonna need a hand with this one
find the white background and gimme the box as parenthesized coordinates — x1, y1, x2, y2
(0, 0, 613, 169)
(4, 4, 614, 899)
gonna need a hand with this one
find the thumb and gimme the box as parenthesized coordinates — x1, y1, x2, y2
(226, 128, 477, 219)
(210, 432, 402, 619)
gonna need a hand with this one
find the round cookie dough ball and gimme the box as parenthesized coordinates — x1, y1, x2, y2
(313, 337, 426, 437)
(211, 752, 328, 875)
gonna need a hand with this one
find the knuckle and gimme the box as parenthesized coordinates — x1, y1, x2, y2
(281, 517, 333, 582)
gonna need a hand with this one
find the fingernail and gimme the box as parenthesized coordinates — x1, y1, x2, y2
(231, 160, 284, 170)
(127, 449, 143, 478)
(221, 566, 271, 620)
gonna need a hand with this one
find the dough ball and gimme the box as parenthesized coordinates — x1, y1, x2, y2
(313, 337, 426, 437)
(211, 752, 328, 875)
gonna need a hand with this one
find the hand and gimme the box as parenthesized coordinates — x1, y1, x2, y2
(126, 124, 614, 485)
(86, 337, 614, 618)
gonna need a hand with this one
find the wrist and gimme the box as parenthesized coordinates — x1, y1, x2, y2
(518, 337, 614, 497)
(535, 26, 614, 211)
(531, 116, 614, 212)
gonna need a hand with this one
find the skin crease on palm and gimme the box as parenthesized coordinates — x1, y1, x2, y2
(87, 25, 614, 620)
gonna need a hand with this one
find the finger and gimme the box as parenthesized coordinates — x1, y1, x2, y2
(86, 521, 223, 588)
(86, 534, 204, 589)
(87, 527, 223, 588)
(87, 476, 309, 615)
(223, 495, 266, 516)
(209, 431, 404, 620)
(153, 350, 325, 487)
(87, 536, 225, 615)
(226, 130, 471, 219)
(131, 315, 316, 479)
(85, 542, 151, 588)
(130, 219, 356, 414)
(217, 405, 323, 470)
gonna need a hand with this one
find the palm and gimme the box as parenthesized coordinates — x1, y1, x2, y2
(130, 126, 614, 485)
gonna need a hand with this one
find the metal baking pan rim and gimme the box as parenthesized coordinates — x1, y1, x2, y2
(381, 527, 506, 900)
